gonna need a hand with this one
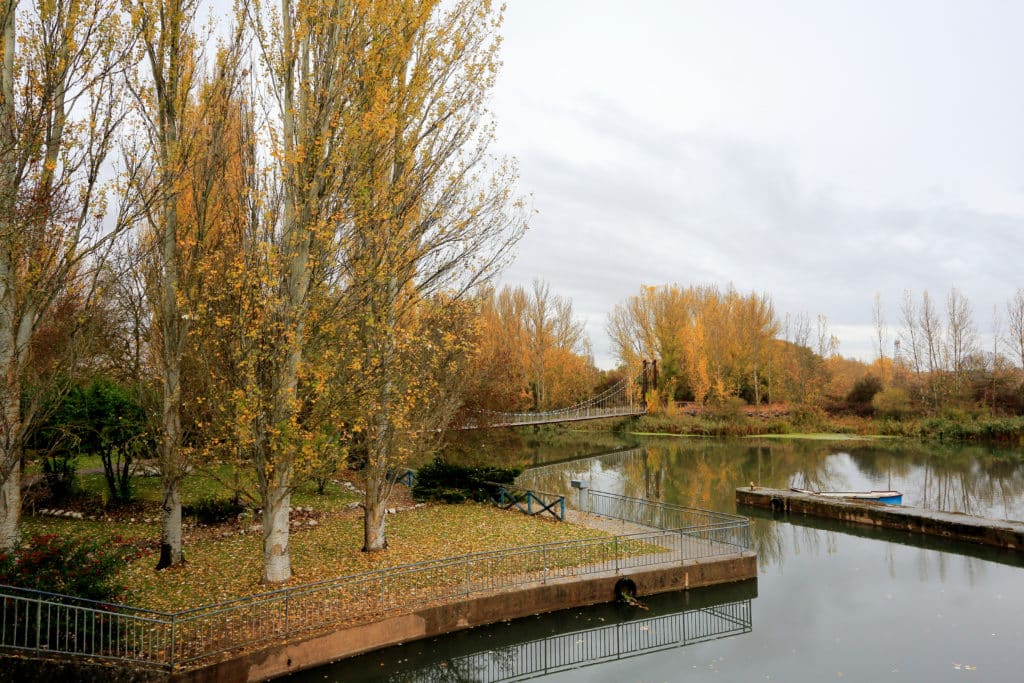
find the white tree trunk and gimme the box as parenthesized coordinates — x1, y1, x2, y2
(156, 322, 185, 568)
(0, 458, 19, 550)
(157, 476, 182, 568)
(261, 486, 291, 583)
(0, 0, 20, 554)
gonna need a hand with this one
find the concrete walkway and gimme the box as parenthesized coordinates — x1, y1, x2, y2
(564, 507, 661, 536)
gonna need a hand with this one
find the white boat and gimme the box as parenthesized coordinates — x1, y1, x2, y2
(791, 487, 902, 505)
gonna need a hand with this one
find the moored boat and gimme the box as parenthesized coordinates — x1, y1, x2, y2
(791, 487, 903, 505)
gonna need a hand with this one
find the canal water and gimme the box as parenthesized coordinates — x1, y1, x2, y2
(290, 436, 1024, 682)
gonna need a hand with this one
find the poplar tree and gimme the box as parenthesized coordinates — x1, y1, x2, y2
(126, 0, 245, 568)
(0, 0, 130, 549)
(337, 0, 524, 552)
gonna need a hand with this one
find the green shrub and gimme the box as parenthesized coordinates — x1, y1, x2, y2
(30, 379, 154, 505)
(411, 457, 521, 503)
(40, 452, 78, 501)
(872, 387, 912, 419)
(185, 496, 246, 525)
(0, 534, 139, 601)
(847, 375, 883, 404)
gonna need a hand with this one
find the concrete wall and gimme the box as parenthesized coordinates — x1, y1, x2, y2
(177, 552, 756, 683)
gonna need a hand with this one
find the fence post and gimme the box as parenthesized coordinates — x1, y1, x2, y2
(528, 492, 533, 515)
(284, 590, 290, 636)
(380, 569, 386, 615)
(464, 555, 471, 596)
(542, 545, 548, 584)
(614, 536, 619, 573)
(168, 612, 176, 672)
(35, 599, 41, 650)
(560, 496, 565, 521)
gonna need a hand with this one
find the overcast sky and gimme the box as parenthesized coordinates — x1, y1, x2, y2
(489, 0, 1024, 368)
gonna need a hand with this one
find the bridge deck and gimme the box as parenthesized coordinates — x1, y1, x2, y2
(461, 408, 645, 430)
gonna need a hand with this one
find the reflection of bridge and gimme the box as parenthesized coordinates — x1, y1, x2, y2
(461, 377, 646, 430)
(375, 594, 753, 682)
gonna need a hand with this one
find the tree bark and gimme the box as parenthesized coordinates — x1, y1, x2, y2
(0, 0, 20, 554)
(156, 474, 182, 568)
(0, 458, 19, 550)
(362, 489, 387, 552)
(261, 484, 291, 583)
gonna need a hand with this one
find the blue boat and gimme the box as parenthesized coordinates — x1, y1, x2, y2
(791, 488, 902, 506)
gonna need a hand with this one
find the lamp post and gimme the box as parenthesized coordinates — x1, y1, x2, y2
(570, 479, 589, 513)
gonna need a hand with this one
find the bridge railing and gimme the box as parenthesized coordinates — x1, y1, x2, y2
(461, 377, 645, 429)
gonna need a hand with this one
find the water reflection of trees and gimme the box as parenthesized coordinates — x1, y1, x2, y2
(440, 430, 636, 469)
(515, 438, 1024, 568)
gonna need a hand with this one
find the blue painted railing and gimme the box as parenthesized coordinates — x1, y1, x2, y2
(492, 485, 566, 521)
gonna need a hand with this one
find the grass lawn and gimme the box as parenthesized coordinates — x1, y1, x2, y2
(19, 456, 663, 613)
(21, 492, 617, 612)
(127, 504, 608, 611)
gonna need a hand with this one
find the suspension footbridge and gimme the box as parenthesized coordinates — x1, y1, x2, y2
(460, 374, 648, 430)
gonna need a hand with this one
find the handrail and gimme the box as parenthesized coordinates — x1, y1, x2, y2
(0, 492, 751, 671)
(460, 376, 646, 429)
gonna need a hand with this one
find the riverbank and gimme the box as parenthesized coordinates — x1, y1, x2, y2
(624, 409, 1024, 444)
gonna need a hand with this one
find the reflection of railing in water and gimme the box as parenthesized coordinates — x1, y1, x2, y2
(582, 489, 753, 554)
(517, 447, 646, 485)
(385, 598, 753, 682)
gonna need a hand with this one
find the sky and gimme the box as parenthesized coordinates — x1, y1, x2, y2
(488, 1, 1024, 368)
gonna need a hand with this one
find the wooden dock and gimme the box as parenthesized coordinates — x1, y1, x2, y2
(736, 486, 1024, 552)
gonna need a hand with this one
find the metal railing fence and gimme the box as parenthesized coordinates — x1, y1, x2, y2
(492, 484, 566, 521)
(584, 489, 752, 551)
(0, 492, 750, 671)
(0, 585, 172, 668)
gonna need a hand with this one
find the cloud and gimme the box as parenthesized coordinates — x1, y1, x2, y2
(498, 97, 1023, 368)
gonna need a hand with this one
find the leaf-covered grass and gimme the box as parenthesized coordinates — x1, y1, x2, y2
(23, 503, 621, 612)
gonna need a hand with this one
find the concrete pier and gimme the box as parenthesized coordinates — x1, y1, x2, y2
(737, 486, 1024, 552)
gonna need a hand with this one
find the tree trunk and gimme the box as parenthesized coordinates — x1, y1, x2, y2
(0, 306, 20, 552)
(752, 365, 761, 407)
(362, 493, 387, 552)
(156, 476, 182, 568)
(0, 457, 19, 551)
(261, 485, 291, 583)
(0, 0, 20, 554)
(156, 327, 185, 568)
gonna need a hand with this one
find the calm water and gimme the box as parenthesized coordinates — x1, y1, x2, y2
(291, 436, 1024, 682)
